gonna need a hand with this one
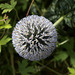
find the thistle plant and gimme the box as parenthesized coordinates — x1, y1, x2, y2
(12, 15, 57, 61)
(0, 0, 75, 75)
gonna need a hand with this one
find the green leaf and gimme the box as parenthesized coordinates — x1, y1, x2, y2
(0, 35, 11, 53)
(52, 51, 68, 62)
(0, 3, 10, 9)
(18, 0, 29, 11)
(55, 37, 75, 67)
(0, 17, 12, 29)
(68, 67, 75, 75)
(18, 60, 35, 75)
(0, 16, 4, 25)
(70, 53, 75, 67)
(0, 0, 17, 14)
(62, 38, 74, 54)
(10, 0, 15, 4)
(10, 0, 17, 8)
(22, 0, 29, 11)
(45, 0, 75, 27)
(0, 21, 4, 25)
(0, 24, 12, 29)
(0, 35, 11, 45)
(64, 13, 73, 28)
(2, 9, 12, 14)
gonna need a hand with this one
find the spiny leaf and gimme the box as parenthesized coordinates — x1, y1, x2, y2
(45, 0, 75, 27)
(52, 51, 68, 62)
(18, 60, 35, 75)
(18, 60, 28, 71)
(53, 38, 75, 67)
(63, 38, 74, 54)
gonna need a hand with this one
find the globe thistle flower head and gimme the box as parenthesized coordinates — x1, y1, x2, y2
(12, 15, 57, 61)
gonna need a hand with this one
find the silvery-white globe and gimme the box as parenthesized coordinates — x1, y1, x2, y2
(12, 15, 57, 61)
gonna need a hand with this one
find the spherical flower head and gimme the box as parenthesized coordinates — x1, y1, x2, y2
(12, 15, 57, 61)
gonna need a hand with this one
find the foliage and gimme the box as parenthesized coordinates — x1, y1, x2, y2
(0, 0, 17, 14)
(52, 38, 75, 67)
(0, 0, 75, 75)
(68, 67, 75, 75)
(0, 35, 11, 52)
(0, 15, 12, 29)
(45, 0, 75, 28)
(18, 60, 35, 75)
(17, 0, 29, 11)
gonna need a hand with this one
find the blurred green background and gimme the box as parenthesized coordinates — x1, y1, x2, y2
(0, 0, 75, 75)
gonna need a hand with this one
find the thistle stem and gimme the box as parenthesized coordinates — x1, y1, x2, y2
(37, 62, 63, 75)
(26, 0, 34, 16)
(14, 8, 20, 20)
(53, 15, 65, 27)
(9, 49, 15, 75)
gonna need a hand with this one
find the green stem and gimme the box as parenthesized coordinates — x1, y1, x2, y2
(14, 8, 20, 20)
(37, 62, 63, 75)
(0, 29, 5, 39)
(9, 49, 15, 75)
(64, 61, 69, 67)
(53, 15, 65, 27)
